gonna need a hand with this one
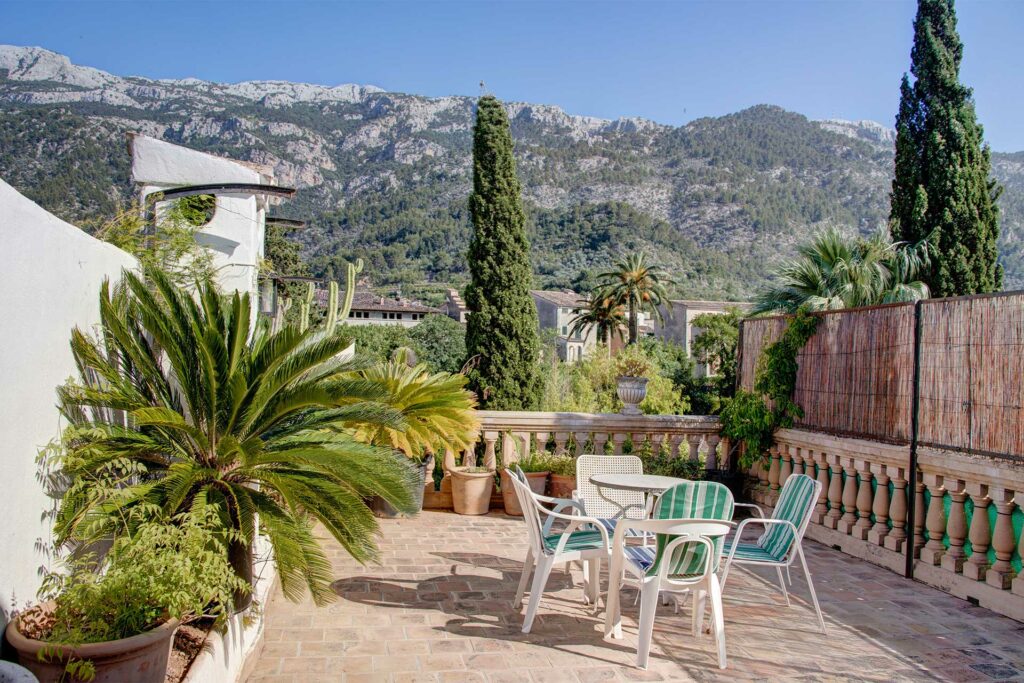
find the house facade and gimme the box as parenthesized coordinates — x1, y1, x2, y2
(320, 287, 440, 327)
(531, 290, 599, 362)
(653, 299, 751, 376)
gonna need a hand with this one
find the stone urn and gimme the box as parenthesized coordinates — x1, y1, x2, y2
(616, 376, 649, 415)
(450, 467, 495, 515)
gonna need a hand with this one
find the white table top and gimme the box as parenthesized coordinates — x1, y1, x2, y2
(588, 473, 688, 493)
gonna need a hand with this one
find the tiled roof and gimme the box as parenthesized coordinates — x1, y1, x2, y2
(314, 288, 440, 314)
(531, 290, 587, 308)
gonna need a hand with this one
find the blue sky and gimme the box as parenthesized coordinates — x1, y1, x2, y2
(3, 0, 1022, 150)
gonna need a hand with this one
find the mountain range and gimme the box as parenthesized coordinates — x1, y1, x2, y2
(2, 44, 1022, 300)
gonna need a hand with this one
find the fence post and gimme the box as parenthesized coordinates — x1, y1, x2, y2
(905, 299, 924, 579)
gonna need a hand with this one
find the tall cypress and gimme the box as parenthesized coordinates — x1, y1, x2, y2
(890, 0, 1002, 297)
(464, 95, 542, 410)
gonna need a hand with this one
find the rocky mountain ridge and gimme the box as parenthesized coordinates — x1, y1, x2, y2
(2, 45, 1021, 297)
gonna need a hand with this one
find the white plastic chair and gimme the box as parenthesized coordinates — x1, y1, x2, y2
(575, 454, 649, 536)
(604, 481, 735, 669)
(720, 473, 826, 633)
(506, 468, 611, 633)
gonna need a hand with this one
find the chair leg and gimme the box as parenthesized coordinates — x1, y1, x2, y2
(522, 555, 555, 634)
(785, 565, 792, 586)
(708, 574, 727, 669)
(691, 588, 707, 639)
(514, 547, 534, 609)
(719, 559, 731, 593)
(636, 577, 661, 669)
(585, 558, 601, 607)
(797, 544, 826, 634)
(776, 566, 791, 606)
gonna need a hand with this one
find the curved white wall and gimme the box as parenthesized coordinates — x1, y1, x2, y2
(0, 179, 137, 626)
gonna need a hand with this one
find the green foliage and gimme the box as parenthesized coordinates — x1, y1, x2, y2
(614, 344, 654, 378)
(890, 0, 1002, 296)
(55, 267, 419, 605)
(597, 252, 673, 344)
(350, 352, 479, 461)
(87, 201, 215, 289)
(719, 309, 820, 468)
(753, 227, 931, 314)
(340, 323, 412, 364)
(539, 341, 689, 415)
(407, 315, 468, 374)
(37, 511, 247, 648)
(567, 289, 625, 347)
(464, 95, 542, 409)
(690, 309, 742, 390)
(544, 454, 577, 477)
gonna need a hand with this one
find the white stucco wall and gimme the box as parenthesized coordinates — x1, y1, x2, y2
(0, 179, 138, 627)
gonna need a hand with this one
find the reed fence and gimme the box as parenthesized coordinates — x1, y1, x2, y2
(738, 291, 1024, 461)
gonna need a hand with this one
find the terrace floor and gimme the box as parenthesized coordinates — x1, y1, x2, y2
(246, 512, 1024, 683)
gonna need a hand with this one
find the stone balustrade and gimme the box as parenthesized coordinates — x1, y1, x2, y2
(443, 410, 725, 473)
(747, 428, 1024, 622)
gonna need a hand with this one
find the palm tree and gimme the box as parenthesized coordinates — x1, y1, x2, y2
(753, 227, 930, 315)
(55, 268, 419, 606)
(349, 349, 480, 459)
(597, 253, 673, 345)
(567, 291, 626, 353)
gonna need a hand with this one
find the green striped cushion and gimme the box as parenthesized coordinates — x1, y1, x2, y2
(543, 530, 606, 553)
(758, 474, 817, 559)
(649, 481, 734, 577)
(722, 541, 781, 563)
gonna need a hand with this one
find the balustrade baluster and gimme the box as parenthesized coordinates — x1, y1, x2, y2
(767, 447, 781, 494)
(853, 461, 874, 540)
(986, 489, 1017, 590)
(1013, 493, 1024, 597)
(837, 458, 859, 534)
(812, 451, 829, 525)
(868, 464, 890, 545)
(791, 447, 804, 476)
(682, 434, 698, 463)
(940, 481, 968, 574)
(552, 431, 568, 456)
(534, 431, 549, 456)
(963, 483, 991, 581)
(574, 431, 590, 456)
(593, 432, 608, 455)
(826, 454, 844, 529)
(913, 480, 926, 558)
(778, 445, 793, 490)
(883, 467, 907, 552)
(705, 434, 720, 470)
(612, 432, 627, 455)
(919, 475, 947, 565)
(482, 432, 499, 470)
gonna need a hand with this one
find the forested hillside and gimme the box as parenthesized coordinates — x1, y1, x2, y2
(2, 45, 1021, 297)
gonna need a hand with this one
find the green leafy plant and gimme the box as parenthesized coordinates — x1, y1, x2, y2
(615, 344, 653, 378)
(349, 350, 480, 461)
(597, 252, 673, 345)
(25, 510, 246, 681)
(512, 451, 557, 473)
(720, 308, 820, 468)
(545, 454, 577, 477)
(54, 267, 419, 605)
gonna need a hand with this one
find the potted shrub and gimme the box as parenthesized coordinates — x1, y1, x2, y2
(546, 454, 577, 499)
(7, 512, 244, 683)
(351, 349, 480, 518)
(54, 268, 419, 609)
(500, 452, 551, 516)
(451, 466, 495, 515)
(615, 346, 653, 415)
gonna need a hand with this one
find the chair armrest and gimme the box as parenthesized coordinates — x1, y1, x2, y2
(733, 502, 766, 519)
(542, 508, 612, 554)
(726, 517, 800, 560)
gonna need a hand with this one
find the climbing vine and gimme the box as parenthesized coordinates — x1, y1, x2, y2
(720, 309, 820, 468)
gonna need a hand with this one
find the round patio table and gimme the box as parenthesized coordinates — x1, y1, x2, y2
(588, 473, 689, 518)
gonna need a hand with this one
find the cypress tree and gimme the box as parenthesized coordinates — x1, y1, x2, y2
(890, 0, 1002, 297)
(464, 95, 542, 410)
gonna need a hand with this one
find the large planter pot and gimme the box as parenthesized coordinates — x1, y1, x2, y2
(373, 455, 433, 518)
(500, 470, 548, 516)
(617, 376, 649, 415)
(451, 467, 495, 515)
(548, 473, 575, 499)
(5, 606, 179, 683)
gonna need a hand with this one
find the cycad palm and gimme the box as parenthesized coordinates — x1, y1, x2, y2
(753, 227, 930, 315)
(350, 350, 480, 458)
(567, 291, 626, 353)
(597, 253, 673, 344)
(56, 268, 418, 606)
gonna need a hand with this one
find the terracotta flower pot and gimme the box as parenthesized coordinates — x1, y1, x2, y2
(450, 467, 495, 515)
(373, 455, 433, 518)
(548, 473, 575, 499)
(617, 376, 649, 415)
(500, 470, 549, 516)
(5, 605, 179, 683)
